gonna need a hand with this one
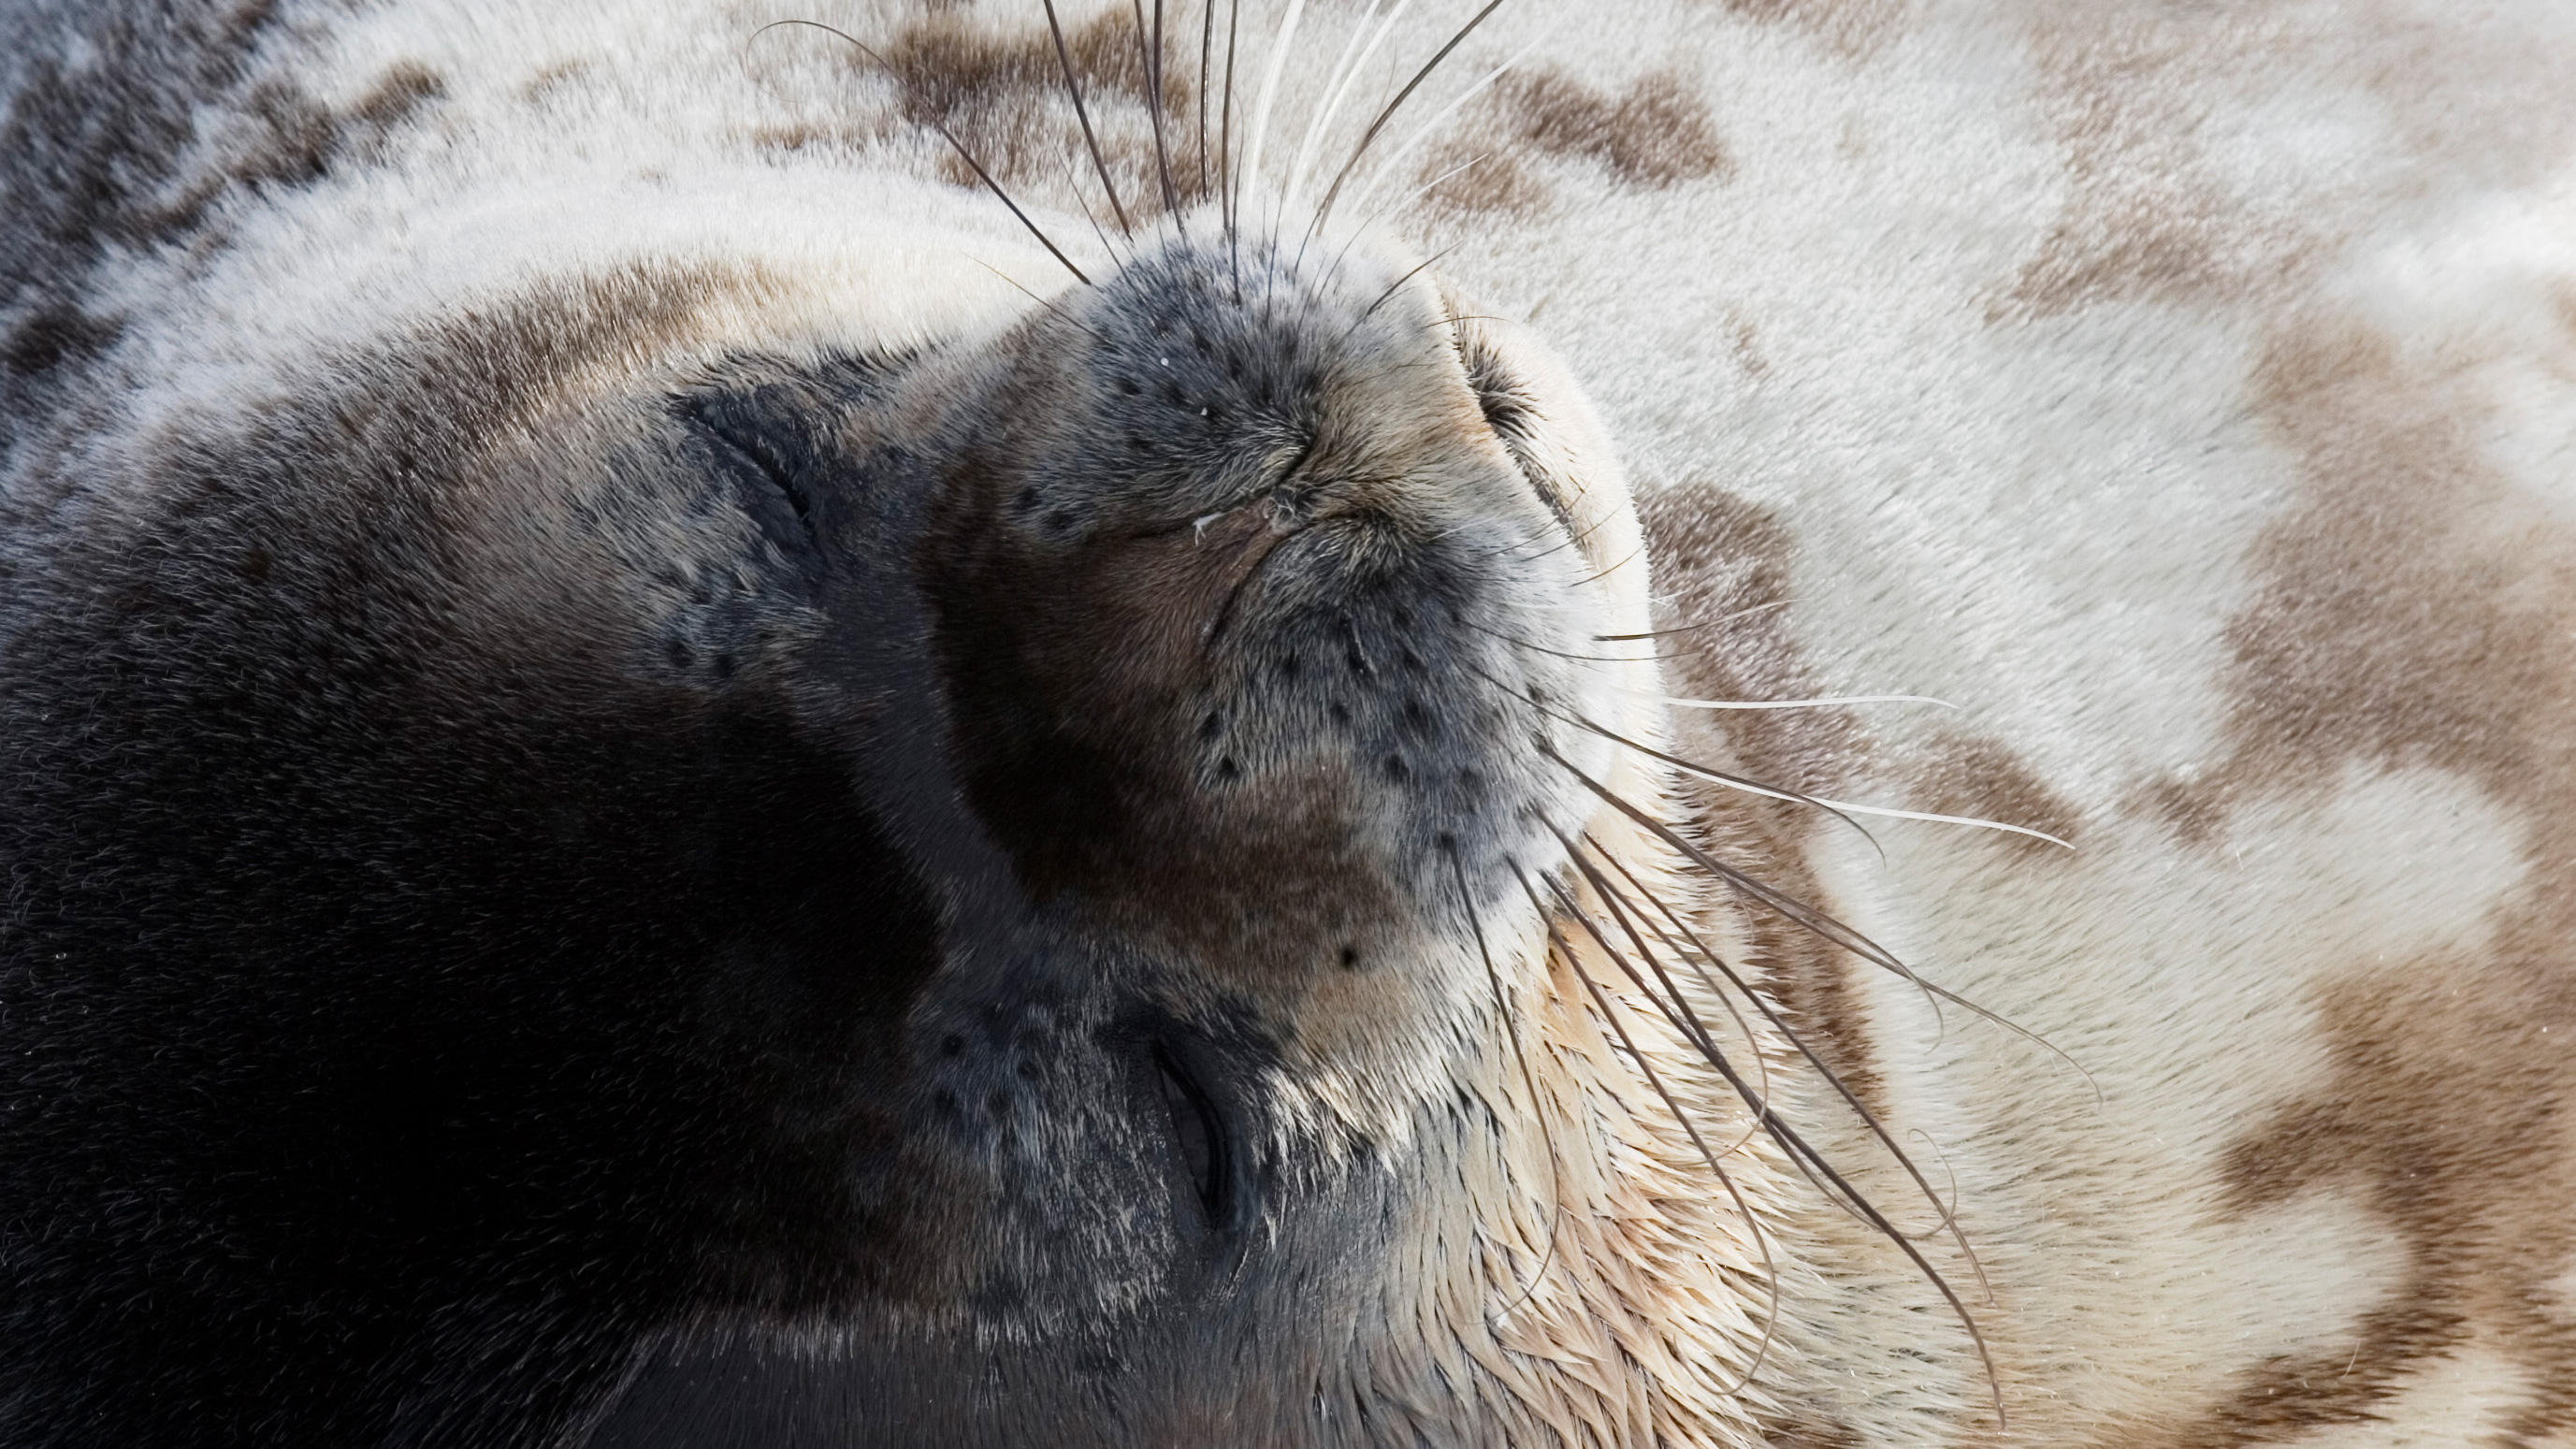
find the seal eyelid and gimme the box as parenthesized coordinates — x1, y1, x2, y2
(678, 398, 820, 546)
(1151, 1043, 1231, 1227)
(1121, 436, 1318, 540)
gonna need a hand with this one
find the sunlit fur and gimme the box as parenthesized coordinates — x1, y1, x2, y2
(7, 0, 2576, 1444)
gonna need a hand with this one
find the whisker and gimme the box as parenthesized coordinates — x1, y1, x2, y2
(1571, 541, 1643, 587)
(1241, 0, 1311, 236)
(1043, 0, 1135, 238)
(1553, 831, 1773, 1151)
(1057, 148, 1122, 264)
(1578, 707, 2071, 851)
(1524, 863, 2001, 1422)
(1330, 18, 1556, 229)
(1340, 247, 1454, 342)
(1444, 844, 1568, 1326)
(1469, 672, 1880, 853)
(1511, 862, 1785, 1399)
(1197, 0, 1214, 200)
(972, 259, 1107, 341)
(1584, 836, 1990, 1287)
(1646, 693, 1956, 712)
(1310, 0, 1512, 230)
(1483, 488, 1621, 562)
(1284, 0, 1392, 222)
(1319, 152, 1489, 290)
(1545, 744, 2100, 1107)
(1135, 0, 1183, 224)
(1457, 619, 1687, 664)
(1596, 600, 1790, 641)
(1903, 1128, 1967, 1245)
(751, 21, 1092, 286)
(1223, 0, 1242, 271)
(1556, 707, 1881, 856)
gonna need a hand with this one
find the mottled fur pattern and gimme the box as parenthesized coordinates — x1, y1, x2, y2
(4, 0, 2574, 1444)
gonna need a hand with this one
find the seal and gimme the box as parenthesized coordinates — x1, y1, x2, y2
(1, 2, 1784, 1442)
(11, 0, 2576, 1445)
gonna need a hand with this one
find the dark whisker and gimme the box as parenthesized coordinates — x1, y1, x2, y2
(1197, 0, 1214, 202)
(1340, 248, 1454, 343)
(972, 260, 1109, 342)
(1482, 491, 1623, 563)
(1044, 0, 1134, 238)
(1135, 0, 1183, 225)
(1548, 744, 2093, 1108)
(1310, 0, 1511, 231)
(1511, 862, 1785, 1400)
(1559, 705, 1882, 858)
(1549, 825, 1770, 1117)
(1444, 844, 1567, 1326)
(1223, 0, 1241, 274)
(1570, 542, 1643, 587)
(1058, 149, 1121, 263)
(751, 21, 1091, 286)
(1583, 836, 1990, 1292)
(1457, 619, 1689, 665)
(1522, 858, 2001, 1424)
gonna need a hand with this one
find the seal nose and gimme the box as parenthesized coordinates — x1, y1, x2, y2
(919, 236, 1639, 971)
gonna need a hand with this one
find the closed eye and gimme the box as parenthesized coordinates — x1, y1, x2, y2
(1152, 1044, 1229, 1226)
(678, 398, 821, 555)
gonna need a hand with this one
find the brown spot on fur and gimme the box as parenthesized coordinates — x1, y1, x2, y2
(1904, 732, 2081, 861)
(1758, 1405, 1870, 1449)
(2131, 302, 2576, 1440)
(1726, 316, 1769, 380)
(1996, 7, 2576, 323)
(2166, 956, 2576, 1444)
(1412, 141, 1552, 222)
(1995, 12, 2311, 322)
(1715, 0, 1908, 58)
(1640, 485, 1882, 1106)
(875, 10, 1208, 215)
(1498, 68, 1732, 190)
(348, 62, 444, 132)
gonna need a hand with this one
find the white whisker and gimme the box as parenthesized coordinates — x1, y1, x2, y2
(1242, 0, 1310, 233)
(1650, 693, 1959, 712)
(1283, 0, 1385, 217)
(1342, 21, 1555, 222)
(1285, 0, 1418, 218)
(1650, 758, 2076, 848)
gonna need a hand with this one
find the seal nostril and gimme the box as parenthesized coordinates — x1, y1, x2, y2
(1152, 1046, 1228, 1225)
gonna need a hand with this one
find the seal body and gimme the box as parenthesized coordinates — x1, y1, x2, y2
(7, 0, 2576, 1446)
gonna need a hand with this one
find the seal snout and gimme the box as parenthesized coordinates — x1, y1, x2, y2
(921, 237, 1648, 972)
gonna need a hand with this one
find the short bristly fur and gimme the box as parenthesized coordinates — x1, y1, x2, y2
(5, 0, 2575, 1445)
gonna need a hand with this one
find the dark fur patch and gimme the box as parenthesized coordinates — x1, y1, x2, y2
(1498, 67, 1733, 190)
(1638, 484, 1885, 1108)
(0, 6, 444, 439)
